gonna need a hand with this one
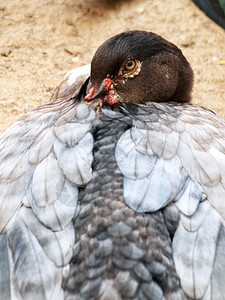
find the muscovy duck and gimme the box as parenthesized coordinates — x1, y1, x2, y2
(1, 30, 225, 300)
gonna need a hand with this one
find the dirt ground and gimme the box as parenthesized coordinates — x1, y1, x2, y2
(0, 0, 224, 134)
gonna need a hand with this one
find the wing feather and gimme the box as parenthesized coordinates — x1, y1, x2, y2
(0, 65, 93, 299)
(116, 102, 225, 299)
(173, 202, 225, 299)
(20, 206, 75, 266)
(7, 216, 63, 300)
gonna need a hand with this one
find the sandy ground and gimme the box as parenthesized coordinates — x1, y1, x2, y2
(0, 0, 225, 134)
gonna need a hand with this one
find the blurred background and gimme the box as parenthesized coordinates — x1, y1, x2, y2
(0, 0, 224, 134)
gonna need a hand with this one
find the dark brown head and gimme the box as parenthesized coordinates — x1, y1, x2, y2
(85, 30, 193, 108)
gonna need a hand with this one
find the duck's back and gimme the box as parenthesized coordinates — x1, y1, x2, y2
(63, 108, 187, 300)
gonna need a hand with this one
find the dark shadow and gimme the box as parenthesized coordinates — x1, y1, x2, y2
(192, 0, 225, 29)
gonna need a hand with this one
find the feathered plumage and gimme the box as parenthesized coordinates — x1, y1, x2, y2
(1, 30, 225, 299)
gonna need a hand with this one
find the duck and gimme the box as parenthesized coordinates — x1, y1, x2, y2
(192, 0, 225, 29)
(1, 30, 225, 300)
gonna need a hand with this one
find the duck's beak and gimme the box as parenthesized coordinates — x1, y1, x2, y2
(85, 83, 105, 101)
(85, 78, 112, 101)
(85, 77, 117, 112)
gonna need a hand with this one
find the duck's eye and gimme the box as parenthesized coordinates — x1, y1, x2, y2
(124, 59, 136, 72)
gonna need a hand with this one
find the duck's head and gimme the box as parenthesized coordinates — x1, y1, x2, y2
(85, 30, 193, 110)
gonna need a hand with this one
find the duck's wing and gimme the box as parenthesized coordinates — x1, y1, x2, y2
(0, 65, 95, 299)
(115, 102, 225, 300)
(50, 64, 90, 102)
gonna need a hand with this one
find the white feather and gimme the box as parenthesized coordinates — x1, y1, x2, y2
(173, 205, 223, 299)
(29, 128, 55, 164)
(54, 133, 93, 186)
(115, 130, 156, 179)
(20, 206, 75, 266)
